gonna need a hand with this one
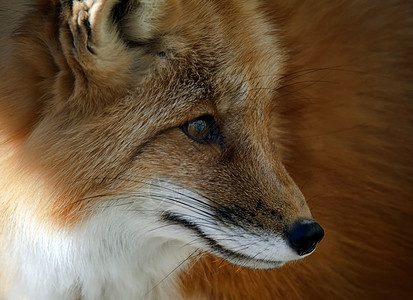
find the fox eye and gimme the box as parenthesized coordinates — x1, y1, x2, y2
(180, 115, 224, 146)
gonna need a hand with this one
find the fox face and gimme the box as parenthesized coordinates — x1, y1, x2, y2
(0, 0, 323, 298)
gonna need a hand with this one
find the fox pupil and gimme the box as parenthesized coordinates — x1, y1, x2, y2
(188, 119, 208, 138)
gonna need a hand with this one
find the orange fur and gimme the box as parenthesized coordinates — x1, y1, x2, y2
(0, 0, 412, 299)
(181, 0, 413, 299)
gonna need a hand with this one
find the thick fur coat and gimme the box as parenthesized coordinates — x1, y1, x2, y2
(0, 0, 412, 299)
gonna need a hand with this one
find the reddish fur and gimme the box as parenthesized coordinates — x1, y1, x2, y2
(0, 0, 412, 298)
(181, 0, 413, 299)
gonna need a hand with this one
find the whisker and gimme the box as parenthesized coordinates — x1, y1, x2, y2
(68, 176, 256, 235)
(288, 123, 366, 140)
(249, 79, 336, 94)
(247, 65, 363, 84)
(141, 249, 199, 300)
(277, 65, 364, 81)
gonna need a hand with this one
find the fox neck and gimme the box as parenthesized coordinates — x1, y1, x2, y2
(6, 206, 194, 300)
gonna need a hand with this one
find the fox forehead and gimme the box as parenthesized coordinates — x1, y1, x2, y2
(125, 0, 284, 119)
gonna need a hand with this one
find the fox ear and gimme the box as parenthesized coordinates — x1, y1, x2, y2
(113, 0, 182, 43)
(58, 0, 181, 112)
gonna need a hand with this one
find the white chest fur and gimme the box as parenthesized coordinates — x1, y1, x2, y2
(6, 205, 195, 300)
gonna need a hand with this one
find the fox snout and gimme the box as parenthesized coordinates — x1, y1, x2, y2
(286, 219, 325, 256)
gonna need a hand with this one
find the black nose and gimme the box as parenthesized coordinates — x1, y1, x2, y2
(287, 220, 324, 256)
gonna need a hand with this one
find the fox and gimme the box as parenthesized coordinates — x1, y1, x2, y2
(0, 0, 412, 299)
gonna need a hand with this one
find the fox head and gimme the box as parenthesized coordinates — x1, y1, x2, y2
(1, 0, 323, 295)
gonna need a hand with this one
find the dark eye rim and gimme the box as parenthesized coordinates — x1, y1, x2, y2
(180, 115, 225, 147)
